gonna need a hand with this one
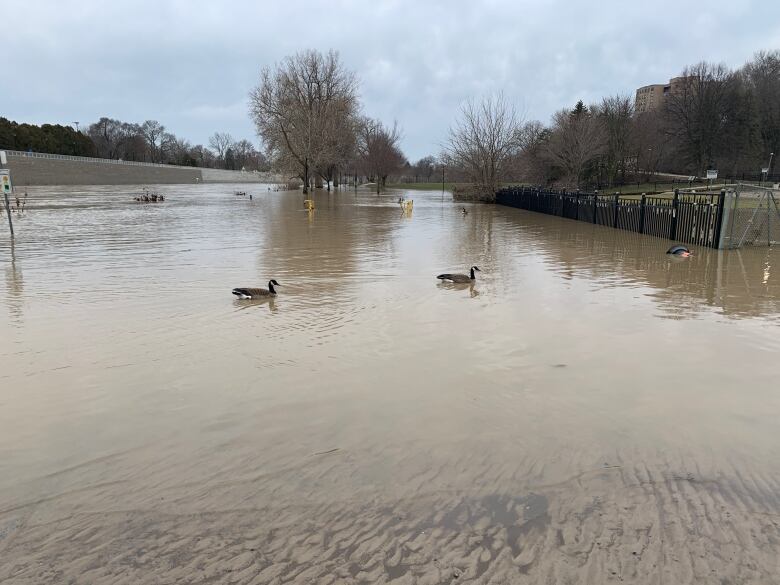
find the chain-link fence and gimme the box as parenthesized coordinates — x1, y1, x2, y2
(720, 184, 780, 248)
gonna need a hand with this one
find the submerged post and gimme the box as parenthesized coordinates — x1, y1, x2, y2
(613, 194, 619, 228)
(1, 168, 14, 238)
(3, 192, 13, 238)
(639, 194, 647, 233)
(714, 189, 727, 248)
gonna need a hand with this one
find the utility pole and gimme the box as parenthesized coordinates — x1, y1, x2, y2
(73, 121, 80, 132)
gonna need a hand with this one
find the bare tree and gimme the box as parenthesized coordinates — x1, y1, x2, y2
(412, 156, 437, 182)
(231, 139, 256, 170)
(209, 132, 234, 167)
(544, 103, 606, 188)
(140, 120, 166, 162)
(87, 118, 127, 159)
(593, 94, 634, 185)
(163, 135, 195, 166)
(190, 144, 216, 168)
(249, 49, 358, 193)
(632, 111, 667, 180)
(119, 125, 145, 161)
(511, 120, 552, 184)
(444, 94, 523, 201)
(357, 118, 406, 193)
(664, 62, 734, 176)
(742, 50, 780, 174)
(314, 99, 357, 190)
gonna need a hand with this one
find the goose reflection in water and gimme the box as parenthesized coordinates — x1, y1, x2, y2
(436, 280, 480, 298)
(232, 296, 278, 314)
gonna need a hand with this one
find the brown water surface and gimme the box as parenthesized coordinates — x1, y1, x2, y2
(1, 185, 780, 583)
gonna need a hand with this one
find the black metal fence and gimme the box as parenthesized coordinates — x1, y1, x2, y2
(496, 187, 726, 248)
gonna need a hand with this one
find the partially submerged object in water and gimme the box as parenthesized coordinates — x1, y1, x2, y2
(667, 245, 692, 257)
(134, 188, 165, 203)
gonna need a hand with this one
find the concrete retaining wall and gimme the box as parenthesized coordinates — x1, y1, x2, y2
(200, 168, 274, 183)
(6, 154, 201, 185)
(2, 151, 278, 185)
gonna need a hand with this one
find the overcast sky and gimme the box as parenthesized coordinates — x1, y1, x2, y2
(4, 0, 779, 160)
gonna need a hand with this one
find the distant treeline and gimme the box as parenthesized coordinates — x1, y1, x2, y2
(402, 50, 780, 193)
(0, 118, 96, 157)
(503, 50, 780, 189)
(0, 116, 269, 172)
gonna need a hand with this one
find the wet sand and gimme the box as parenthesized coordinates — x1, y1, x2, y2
(1, 185, 780, 583)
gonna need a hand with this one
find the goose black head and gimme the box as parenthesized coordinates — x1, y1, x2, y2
(270, 279, 281, 286)
(471, 266, 481, 272)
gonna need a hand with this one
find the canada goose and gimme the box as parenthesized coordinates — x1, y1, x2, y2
(462, 207, 468, 215)
(232, 280, 281, 299)
(667, 245, 692, 257)
(437, 266, 480, 283)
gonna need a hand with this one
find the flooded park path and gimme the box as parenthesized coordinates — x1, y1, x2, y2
(1, 185, 780, 583)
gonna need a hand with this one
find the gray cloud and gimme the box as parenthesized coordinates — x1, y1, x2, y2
(4, 0, 779, 160)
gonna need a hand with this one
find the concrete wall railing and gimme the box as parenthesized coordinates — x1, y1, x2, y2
(1, 149, 281, 185)
(3, 149, 183, 169)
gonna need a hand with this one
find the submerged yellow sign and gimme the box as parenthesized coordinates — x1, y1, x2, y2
(1, 170, 11, 194)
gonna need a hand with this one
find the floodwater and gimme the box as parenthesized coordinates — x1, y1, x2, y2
(1, 184, 780, 584)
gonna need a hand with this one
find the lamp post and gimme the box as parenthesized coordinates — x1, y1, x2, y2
(647, 147, 653, 181)
(762, 152, 774, 186)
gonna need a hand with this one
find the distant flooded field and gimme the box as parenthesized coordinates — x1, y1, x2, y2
(2, 184, 780, 584)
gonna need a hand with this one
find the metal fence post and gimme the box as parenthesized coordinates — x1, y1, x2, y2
(613, 194, 619, 228)
(593, 194, 598, 224)
(670, 189, 679, 240)
(639, 194, 646, 233)
(714, 189, 727, 248)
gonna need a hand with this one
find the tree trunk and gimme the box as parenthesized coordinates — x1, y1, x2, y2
(302, 160, 309, 194)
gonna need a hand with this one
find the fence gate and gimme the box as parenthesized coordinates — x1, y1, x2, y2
(720, 185, 780, 248)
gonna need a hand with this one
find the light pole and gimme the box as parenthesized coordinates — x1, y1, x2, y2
(762, 152, 774, 186)
(73, 122, 80, 132)
(647, 147, 653, 181)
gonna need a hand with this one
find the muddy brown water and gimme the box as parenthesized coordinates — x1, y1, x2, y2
(1, 185, 780, 584)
